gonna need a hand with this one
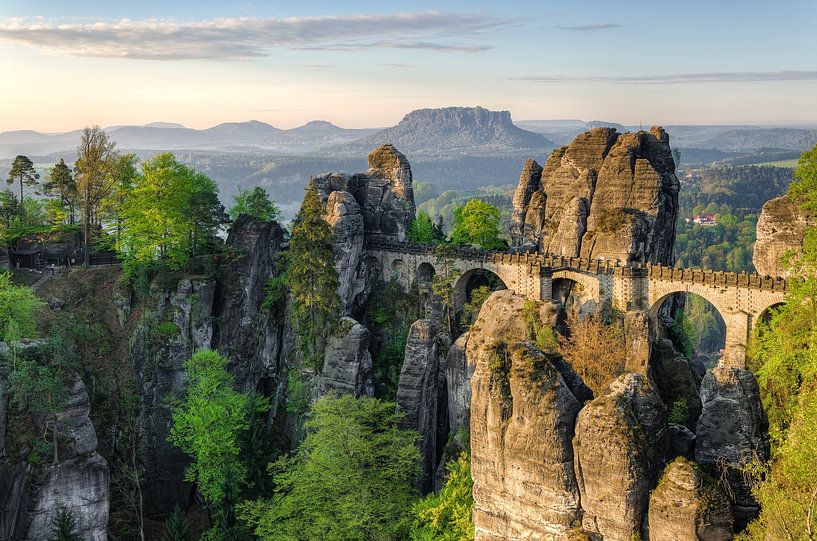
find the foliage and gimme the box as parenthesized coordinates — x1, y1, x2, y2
(0, 189, 20, 228)
(557, 313, 626, 396)
(670, 309, 696, 359)
(284, 370, 310, 416)
(408, 210, 445, 245)
(741, 145, 817, 539)
(119, 153, 228, 271)
(0, 271, 42, 341)
(161, 506, 191, 541)
(239, 396, 421, 541)
(7, 154, 40, 202)
(262, 265, 288, 310)
(449, 198, 507, 250)
(49, 507, 81, 541)
(668, 399, 690, 426)
(44, 158, 78, 224)
(168, 350, 266, 506)
(284, 180, 340, 370)
(523, 299, 558, 353)
(75, 126, 120, 266)
(462, 285, 491, 327)
(229, 186, 280, 222)
(411, 452, 474, 541)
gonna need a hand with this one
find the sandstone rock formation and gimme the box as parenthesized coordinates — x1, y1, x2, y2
(396, 319, 445, 492)
(469, 291, 582, 539)
(325, 191, 366, 315)
(444, 332, 474, 434)
(649, 338, 703, 425)
(695, 367, 769, 528)
(511, 127, 679, 264)
(322, 317, 374, 398)
(647, 457, 733, 541)
(753, 194, 812, 277)
(573, 373, 668, 540)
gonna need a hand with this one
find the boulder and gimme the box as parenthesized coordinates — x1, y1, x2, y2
(573, 373, 668, 540)
(396, 320, 445, 492)
(668, 423, 696, 459)
(695, 367, 769, 527)
(647, 457, 733, 541)
(470, 291, 582, 539)
(321, 317, 374, 398)
(753, 194, 812, 277)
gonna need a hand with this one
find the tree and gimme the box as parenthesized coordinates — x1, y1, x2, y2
(285, 180, 340, 369)
(75, 126, 119, 266)
(49, 507, 80, 541)
(98, 153, 138, 245)
(408, 210, 445, 245)
(7, 155, 39, 202)
(411, 452, 475, 541)
(45, 158, 78, 224)
(161, 505, 191, 541)
(239, 396, 421, 541)
(557, 313, 626, 396)
(229, 186, 280, 222)
(0, 271, 42, 341)
(0, 189, 20, 228)
(449, 198, 507, 250)
(168, 350, 266, 540)
(119, 153, 227, 271)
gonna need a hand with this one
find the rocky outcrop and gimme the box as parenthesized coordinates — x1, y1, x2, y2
(314, 144, 416, 244)
(214, 215, 286, 389)
(649, 338, 703, 426)
(396, 320, 446, 493)
(444, 332, 474, 434)
(753, 194, 812, 277)
(695, 367, 769, 528)
(325, 191, 366, 315)
(470, 291, 582, 539)
(0, 358, 109, 541)
(647, 458, 733, 541)
(511, 127, 679, 264)
(131, 278, 216, 516)
(321, 317, 374, 398)
(573, 373, 668, 541)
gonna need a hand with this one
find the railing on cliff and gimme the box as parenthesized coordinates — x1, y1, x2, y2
(364, 238, 788, 293)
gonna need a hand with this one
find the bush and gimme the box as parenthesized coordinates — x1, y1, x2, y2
(557, 313, 626, 396)
(411, 452, 474, 541)
(668, 399, 690, 425)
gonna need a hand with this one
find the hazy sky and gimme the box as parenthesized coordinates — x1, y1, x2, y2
(1, 0, 815, 132)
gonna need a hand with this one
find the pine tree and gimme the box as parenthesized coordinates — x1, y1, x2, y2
(7, 155, 39, 202)
(161, 505, 191, 541)
(285, 180, 340, 370)
(45, 158, 78, 223)
(49, 507, 80, 541)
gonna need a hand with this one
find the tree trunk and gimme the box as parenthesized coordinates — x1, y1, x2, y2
(19, 176, 23, 203)
(83, 205, 91, 267)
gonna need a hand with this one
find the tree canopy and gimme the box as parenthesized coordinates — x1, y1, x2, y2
(449, 198, 507, 250)
(0, 271, 42, 341)
(239, 395, 421, 541)
(411, 452, 474, 541)
(408, 210, 445, 245)
(229, 186, 280, 222)
(7, 155, 39, 203)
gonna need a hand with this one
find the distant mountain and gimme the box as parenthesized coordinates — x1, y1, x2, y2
(699, 128, 817, 152)
(517, 119, 631, 145)
(0, 120, 378, 158)
(329, 107, 554, 158)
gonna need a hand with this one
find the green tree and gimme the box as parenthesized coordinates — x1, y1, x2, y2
(7, 155, 39, 202)
(98, 153, 138, 246)
(161, 505, 191, 541)
(49, 507, 81, 541)
(239, 396, 421, 541)
(119, 153, 227, 271)
(408, 210, 445, 245)
(75, 126, 119, 266)
(285, 180, 340, 369)
(0, 271, 42, 341)
(45, 158, 78, 224)
(168, 350, 266, 540)
(229, 186, 280, 222)
(741, 145, 817, 539)
(0, 189, 20, 228)
(449, 198, 507, 250)
(411, 452, 475, 541)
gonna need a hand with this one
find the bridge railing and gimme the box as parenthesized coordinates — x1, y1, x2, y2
(364, 238, 787, 292)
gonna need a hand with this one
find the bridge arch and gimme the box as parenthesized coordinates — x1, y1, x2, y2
(452, 268, 508, 326)
(551, 270, 605, 320)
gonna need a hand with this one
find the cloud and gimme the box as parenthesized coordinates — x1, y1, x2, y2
(510, 70, 817, 84)
(556, 23, 620, 31)
(0, 12, 510, 60)
(381, 63, 415, 69)
(302, 64, 333, 69)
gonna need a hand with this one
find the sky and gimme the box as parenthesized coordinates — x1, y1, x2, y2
(0, 0, 815, 132)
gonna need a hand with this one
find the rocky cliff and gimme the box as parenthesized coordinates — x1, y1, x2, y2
(511, 127, 680, 264)
(753, 194, 812, 276)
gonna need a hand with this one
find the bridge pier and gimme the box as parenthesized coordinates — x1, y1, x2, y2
(723, 312, 751, 369)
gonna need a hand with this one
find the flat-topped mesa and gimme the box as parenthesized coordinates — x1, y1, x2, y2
(511, 126, 680, 265)
(313, 143, 416, 242)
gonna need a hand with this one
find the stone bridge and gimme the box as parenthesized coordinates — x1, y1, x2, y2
(364, 239, 788, 369)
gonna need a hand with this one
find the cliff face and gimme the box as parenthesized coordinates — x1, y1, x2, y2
(753, 194, 812, 276)
(511, 127, 679, 264)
